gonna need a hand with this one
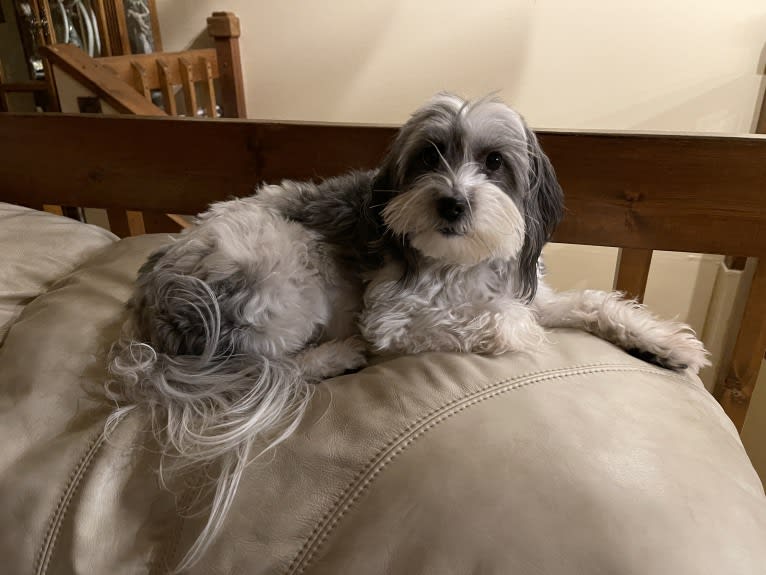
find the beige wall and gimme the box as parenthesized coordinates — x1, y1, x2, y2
(155, 0, 765, 129)
(153, 1, 765, 470)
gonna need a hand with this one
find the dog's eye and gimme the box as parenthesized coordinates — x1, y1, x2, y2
(422, 145, 441, 169)
(485, 151, 503, 171)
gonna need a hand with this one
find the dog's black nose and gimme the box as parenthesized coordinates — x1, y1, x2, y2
(436, 196, 466, 222)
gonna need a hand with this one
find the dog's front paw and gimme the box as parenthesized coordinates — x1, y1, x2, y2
(627, 324, 710, 374)
(297, 337, 368, 381)
(336, 336, 369, 371)
(473, 310, 547, 356)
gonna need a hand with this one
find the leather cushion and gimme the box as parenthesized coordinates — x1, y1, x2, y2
(0, 233, 763, 575)
(0, 203, 116, 346)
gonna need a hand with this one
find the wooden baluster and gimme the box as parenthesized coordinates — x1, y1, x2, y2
(178, 57, 197, 117)
(200, 56, 217, 117)
(131, 61, 151, 102)
(156, 59, 177, 115)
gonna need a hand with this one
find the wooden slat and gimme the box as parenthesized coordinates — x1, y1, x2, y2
(43, 205, 64, 216)
(716, 260, 766, 431)
(178, 58, 197, 117)
(107, 209, 147, 237)
(613, 248, 653, 302)
(127, 211, 146, 235)
(107, 209, 130, 237)
(100, 49, 219, 88)
(201, 57, 217, 117)
(141, 211, 183, 234)
(131, 62, 151, 101)
(156, 59, 177, 115)
(41, 44, 165, 116)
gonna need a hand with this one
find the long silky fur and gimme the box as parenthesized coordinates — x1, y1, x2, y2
(105, 172, 375, 572)
(105, 274, 314, 572)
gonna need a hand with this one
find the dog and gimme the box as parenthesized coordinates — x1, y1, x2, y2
(360, 93, 708, 373)
(107, 92, 708, 570)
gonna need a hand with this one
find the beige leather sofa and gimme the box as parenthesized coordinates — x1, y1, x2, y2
(1, 202, 765, 575)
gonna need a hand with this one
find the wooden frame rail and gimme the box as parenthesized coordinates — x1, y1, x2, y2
(1, 113, 765, 430)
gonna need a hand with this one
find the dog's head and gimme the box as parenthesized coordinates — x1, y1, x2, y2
(371, 93, 564, 300)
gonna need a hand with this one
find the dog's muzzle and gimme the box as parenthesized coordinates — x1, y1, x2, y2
(436, 195, 469, 236)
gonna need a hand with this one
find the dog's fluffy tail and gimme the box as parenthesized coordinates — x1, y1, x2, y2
(105, 273, 314, 572)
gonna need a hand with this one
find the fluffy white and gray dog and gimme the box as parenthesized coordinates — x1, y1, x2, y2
(108, 93, 708, 569)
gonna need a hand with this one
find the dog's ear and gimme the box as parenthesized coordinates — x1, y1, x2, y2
(517, 126, 565, 301)
(367, 143, 400, 229)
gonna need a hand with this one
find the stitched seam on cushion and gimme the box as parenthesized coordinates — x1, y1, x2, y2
(286, 363, 684, 574)
(34, 430, 107, 575)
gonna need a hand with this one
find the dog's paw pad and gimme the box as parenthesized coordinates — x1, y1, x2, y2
(627, 348, 688, 371)
(626, 329, 710, 374)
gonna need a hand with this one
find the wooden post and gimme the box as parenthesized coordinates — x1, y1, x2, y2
(716, 77, 766, 430)
(716, 259, 766, 431)
(207, 12, 246, 118)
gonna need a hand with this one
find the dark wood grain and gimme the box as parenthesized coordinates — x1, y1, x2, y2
(0, 114, 396, 214)
(2, 114, 765, 257)
(543, 131, 766, 256)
